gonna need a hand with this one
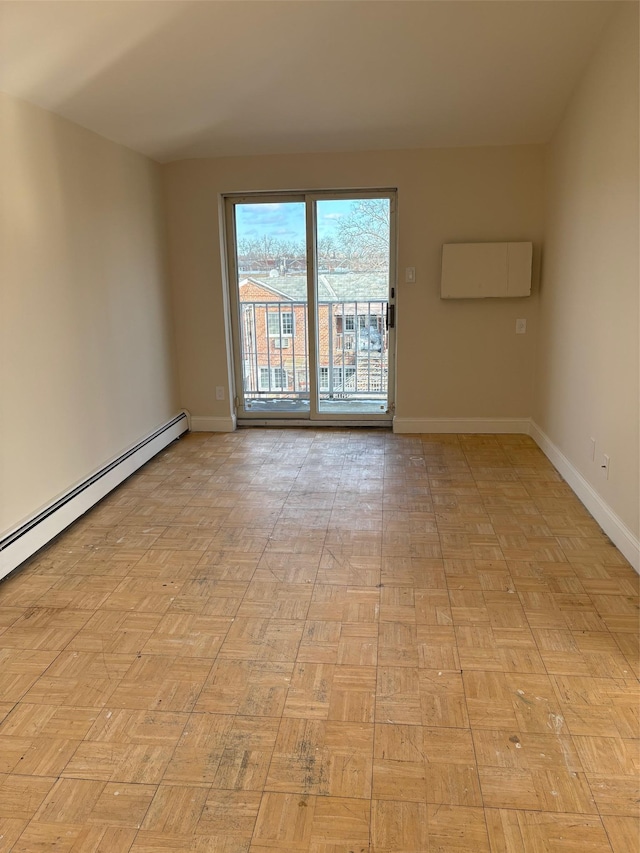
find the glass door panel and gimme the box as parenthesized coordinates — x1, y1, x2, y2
(226, 192, 395, 423)
(233, 201, 310, 415)
(315, 197, 392, 415)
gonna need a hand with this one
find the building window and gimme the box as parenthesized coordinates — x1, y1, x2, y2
(358, 314, 383, 332)
(336, 314, 355, 335)
(259, 367, 289, 391)
(319, 366, 356, 391)
(267, 310, 294, 337)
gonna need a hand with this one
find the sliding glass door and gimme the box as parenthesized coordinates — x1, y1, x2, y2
(225, 191, 396, 424)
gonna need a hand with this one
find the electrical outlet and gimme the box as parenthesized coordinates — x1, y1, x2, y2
(601, 454, 610, 479)
(515, 319, 527, 334)
(215, 386, 225, 401)
(590, 437, 596, 461)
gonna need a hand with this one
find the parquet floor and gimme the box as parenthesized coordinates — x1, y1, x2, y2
(0, 429, 638, 852)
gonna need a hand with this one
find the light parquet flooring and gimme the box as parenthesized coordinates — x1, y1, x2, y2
(0, 429, 638, 852)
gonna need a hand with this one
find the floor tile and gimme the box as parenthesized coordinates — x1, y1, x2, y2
(485, 808, 614, 852)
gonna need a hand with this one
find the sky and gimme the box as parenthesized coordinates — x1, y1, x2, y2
(235, 199, 356, 246)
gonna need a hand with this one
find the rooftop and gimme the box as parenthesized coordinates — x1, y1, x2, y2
(240, 273, 389, 303)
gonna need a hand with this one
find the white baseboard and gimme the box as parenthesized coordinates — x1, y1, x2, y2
(0, 412, 189, 582)
(393, 417, 531, 435)
(529, 420, 639, 573)
(190, 415, 237, 432)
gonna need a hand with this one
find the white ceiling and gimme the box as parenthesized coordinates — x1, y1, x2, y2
(0, 1, 617, 162)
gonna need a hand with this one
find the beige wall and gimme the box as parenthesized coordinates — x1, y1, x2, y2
(0, 93, 179, 534)
(534, 3, 639, 537)
(162, 145, 544, 422)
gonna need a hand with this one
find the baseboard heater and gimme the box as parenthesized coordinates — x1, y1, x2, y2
(0, 412, 189, 582)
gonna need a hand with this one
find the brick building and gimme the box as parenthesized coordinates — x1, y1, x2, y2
(237, 272, 389, 401)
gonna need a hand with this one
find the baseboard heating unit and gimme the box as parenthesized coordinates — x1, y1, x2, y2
(0, 412, 189, 582)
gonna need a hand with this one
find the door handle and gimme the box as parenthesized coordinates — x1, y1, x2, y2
(386, 304, 395, 330)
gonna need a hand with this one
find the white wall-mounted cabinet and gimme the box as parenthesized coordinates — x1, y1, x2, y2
(441, 241, 532, 298)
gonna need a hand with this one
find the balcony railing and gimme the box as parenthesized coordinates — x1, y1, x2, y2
(239, 300, 388, 402)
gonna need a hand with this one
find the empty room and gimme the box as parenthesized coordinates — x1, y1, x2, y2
(0, 1, 638, 851)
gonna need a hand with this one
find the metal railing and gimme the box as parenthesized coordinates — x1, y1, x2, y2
(239, 300, 388, 401)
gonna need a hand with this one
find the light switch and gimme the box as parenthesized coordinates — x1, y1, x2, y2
(515, 319, 527, 334)
(405, 267, 416, 283)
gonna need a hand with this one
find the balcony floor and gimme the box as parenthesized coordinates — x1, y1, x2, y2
(244, 398, 388, 416)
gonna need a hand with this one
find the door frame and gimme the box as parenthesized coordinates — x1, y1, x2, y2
(223, 188, 397, 427)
